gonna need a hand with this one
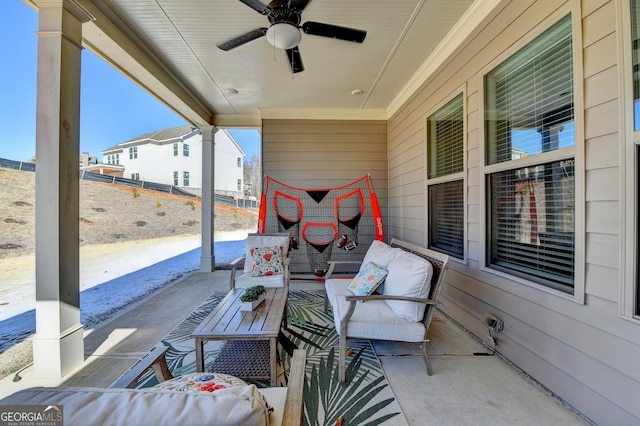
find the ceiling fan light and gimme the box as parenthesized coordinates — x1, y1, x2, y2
(266, 23, 301, 49)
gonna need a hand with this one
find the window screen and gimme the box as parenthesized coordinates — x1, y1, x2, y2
(429, 180, 464, 257)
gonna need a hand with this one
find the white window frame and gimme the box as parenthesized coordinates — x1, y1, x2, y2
(183, 171, 190, 187)
(173, 171, 179, 186)
(183, 143, 190, 157)
(479, 7, 585, 303)
(237, 157, 242, 167)
(424, 89, 467, 263)
(173, 143, 178, 156)
(620, 0, 640, 319)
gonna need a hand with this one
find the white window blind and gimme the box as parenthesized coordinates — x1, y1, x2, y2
(428, 94, 464, 178)
(488, 161, 575, 290)
(485, 15, 574, 165)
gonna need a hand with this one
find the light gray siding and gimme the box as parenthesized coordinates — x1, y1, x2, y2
(388, 0, 640, 424)
(261, 119, 388, 222)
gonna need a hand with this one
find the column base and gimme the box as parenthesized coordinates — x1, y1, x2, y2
(200, 254, 215, 272)
(33, 324, 84, 378)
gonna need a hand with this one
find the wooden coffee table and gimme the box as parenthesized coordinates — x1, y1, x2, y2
(192, 286, 288, 386)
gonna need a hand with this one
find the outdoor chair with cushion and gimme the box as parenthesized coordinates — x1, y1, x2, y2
(324, 238, 449, 382)
(229, 232, 291, 290)
(1, 347, 307, 426)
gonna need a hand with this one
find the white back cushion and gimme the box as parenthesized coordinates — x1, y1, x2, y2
(243, 234, 290, 273)
(361, 240, 401, 271)
(383, 250, 433, 322)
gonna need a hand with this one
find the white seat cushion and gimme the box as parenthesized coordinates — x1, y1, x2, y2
(326, 278, 426, 342)
(383, 250, 433, 322)
(234, 272, 286, 288)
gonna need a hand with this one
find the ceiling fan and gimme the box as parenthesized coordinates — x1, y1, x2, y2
(217, 0, 367, 73)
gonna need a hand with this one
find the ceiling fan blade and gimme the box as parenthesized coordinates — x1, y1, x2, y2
(286, 46, 304, 73)
(238, 0, 270, 15)
(217, 28, 268, 51)
(302, 21, 367, 43)
(288, 0, 312, 12)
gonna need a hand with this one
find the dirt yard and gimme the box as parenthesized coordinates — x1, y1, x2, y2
(0, 168, 257, 259)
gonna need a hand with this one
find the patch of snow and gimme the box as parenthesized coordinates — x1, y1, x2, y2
(0, 232, 247, 353)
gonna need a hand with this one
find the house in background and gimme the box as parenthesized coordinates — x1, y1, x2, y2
(101, 125, 245, 197)
(79, 151, 125, 177)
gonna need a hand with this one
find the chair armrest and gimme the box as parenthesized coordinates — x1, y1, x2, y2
(326, 260, 361, 279)
(345, 295, 443, 306)
(229, 256, 246, 289)
(110, 345, 173, 388)
(283, 349, 307, 426)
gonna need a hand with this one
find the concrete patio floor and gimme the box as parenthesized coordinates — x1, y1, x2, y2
(0, 270, 592, 425)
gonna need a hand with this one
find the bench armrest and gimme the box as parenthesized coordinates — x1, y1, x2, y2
(282, 349, 307, 426)
(110, 345, 173, 388)
(344, 295, 443, 305)
(229, 256, 246, 289)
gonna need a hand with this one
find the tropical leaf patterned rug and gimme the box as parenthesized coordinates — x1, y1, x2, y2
(131, 288, 407, 425)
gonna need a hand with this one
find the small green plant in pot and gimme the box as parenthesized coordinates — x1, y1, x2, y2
(239, 285, 266, 311)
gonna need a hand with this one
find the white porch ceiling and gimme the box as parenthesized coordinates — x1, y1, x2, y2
(63, 0, 496, 126)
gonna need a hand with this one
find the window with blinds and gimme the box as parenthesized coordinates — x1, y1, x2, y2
(633, 1, 640, 315)
(633, 0, 640, 131)
(484, 14, 575, 293)
(427, 94, 464, 258)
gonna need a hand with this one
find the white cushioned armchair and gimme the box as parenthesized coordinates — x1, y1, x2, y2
(229, 233, 291, 290)
(324, 238, 449, 382)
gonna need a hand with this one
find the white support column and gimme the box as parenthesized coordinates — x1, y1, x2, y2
(32, 0, 93, 378)
(200, 125, 217, 272)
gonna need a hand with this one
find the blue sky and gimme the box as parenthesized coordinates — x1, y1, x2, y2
(1, 1, 260, 162)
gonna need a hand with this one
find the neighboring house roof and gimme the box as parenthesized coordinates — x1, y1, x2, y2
(220, 129, 246, 157)
(101, 124, 199, 153)
(100, 126, 247, 158)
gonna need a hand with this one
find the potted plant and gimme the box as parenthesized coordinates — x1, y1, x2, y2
(239, 285, 266, 311)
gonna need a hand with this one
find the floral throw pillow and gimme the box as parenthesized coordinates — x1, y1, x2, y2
(250, 245, 284, 277)
(347, 262, 388, 296)
(153, 372, 248, 393)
